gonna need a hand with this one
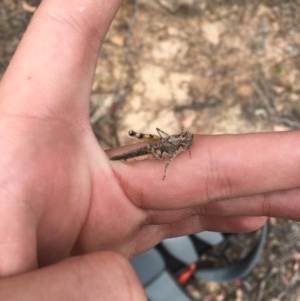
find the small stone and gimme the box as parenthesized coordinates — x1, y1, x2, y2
(236, 85, 253, 97)
(201, 21, 224, 45)
(289, 93, 300, 102)
(109, 35, 125, 47)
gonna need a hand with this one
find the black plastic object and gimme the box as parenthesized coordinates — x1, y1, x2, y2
(194, 223, 268, 282)
(131, 224, 268, 301)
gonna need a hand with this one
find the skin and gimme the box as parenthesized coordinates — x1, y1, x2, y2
(0, 0, 299, 299)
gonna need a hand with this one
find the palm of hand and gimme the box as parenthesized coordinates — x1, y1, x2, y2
(0, 113, 146, 274)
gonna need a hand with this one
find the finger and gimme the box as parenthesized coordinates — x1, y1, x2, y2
(146, 187, 300, 224)
(0, 252, 146, 301)
(111, 131, 300, 209)
(0, 0, 122, 116)
(160, 215, 267, 237)
(133, 216, 266, 253)
(200, 187, 300, 221)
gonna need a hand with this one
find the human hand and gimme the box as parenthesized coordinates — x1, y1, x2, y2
(0, 0, 300, 298)
(0, 251, 146, 300)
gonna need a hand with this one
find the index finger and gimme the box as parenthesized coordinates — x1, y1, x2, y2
(0, 0, 122, 115)
(111, 130, 300, 209)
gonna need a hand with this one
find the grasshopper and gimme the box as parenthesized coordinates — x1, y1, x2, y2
(110, 128, 193, 180)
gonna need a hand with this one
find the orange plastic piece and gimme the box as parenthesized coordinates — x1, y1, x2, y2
(177, 263, 197, 284)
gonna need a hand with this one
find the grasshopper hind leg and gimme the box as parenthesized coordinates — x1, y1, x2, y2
(128, 129, 161, 143)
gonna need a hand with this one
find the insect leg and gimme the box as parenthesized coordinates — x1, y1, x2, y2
(188, 145, 192, 159)
(162, 159, 172, 181)
(156, 128, 169, 138)
(128, 130, 160, 143)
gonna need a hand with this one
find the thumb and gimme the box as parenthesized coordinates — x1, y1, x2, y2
(0, 251, 146, 301)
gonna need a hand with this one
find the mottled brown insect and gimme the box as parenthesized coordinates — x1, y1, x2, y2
(110, 128, 193, 180)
